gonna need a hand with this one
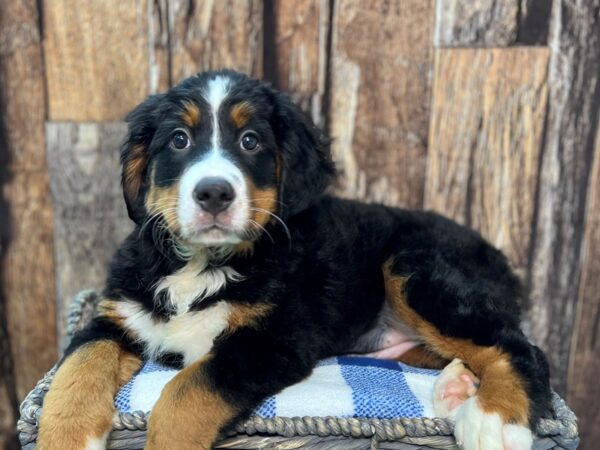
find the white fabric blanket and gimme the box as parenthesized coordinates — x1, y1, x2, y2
(115, 356, 441, 418)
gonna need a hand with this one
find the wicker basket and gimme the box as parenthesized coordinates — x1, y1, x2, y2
(18, 291, 580, 450)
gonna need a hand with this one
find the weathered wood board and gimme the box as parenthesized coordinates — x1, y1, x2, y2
(43, 0, 152, 121)
(328, 0, 435, 208)
(270, 0, 329, 127)
(435, 0, 519, 46)
(435, 0, 552, 46)
(567, 120, 600, 449)
(0, 0, 57, 416)
(168, 0, 264, 85)
(528, 0, 600, 394)
(46, 123, 133, 338)
(425, 48, 549, 278)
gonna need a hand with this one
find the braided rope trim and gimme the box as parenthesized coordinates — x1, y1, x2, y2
(17, 291, 580, 449)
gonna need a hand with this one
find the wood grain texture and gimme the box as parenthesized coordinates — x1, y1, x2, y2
(528, 0, 600, 394)
(328, 0, 434, 208)
(425, 48, 549, 277)
(567, 120, 600, 450)
(168, 0, 264, 84)
(271, 0, 329, 127)
(46, 123, 133, 338)
(43, 0, 152, 121)
(0, 0, 57, 410)
(435, 0, 519, 46)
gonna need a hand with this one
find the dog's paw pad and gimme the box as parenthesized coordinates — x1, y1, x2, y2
(433, 358, 479, 418)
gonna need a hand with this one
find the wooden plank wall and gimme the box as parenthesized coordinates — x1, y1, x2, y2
(0, 1, 598, 448)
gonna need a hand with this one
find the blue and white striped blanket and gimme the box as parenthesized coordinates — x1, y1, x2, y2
(115, 356, 441, 419)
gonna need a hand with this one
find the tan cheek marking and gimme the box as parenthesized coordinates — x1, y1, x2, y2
(233, 240, 255, 256)
(146, 355, 235, 449)
(181, 101, 201, 128)
(124, 144, 148, 202)
(38, 341, 141, 450)
(145, 179, 180, 232)
(383, 259, 530, 425)
(230, 101, 254, 128)
(246, 177, 278, 228)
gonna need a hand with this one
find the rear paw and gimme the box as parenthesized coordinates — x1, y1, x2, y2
(433, 358, 479, 419)
(453, 397, 533, 450)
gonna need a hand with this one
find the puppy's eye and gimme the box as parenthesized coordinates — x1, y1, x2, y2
(240, 131, 260, 152)
(171, 131, 190, 150)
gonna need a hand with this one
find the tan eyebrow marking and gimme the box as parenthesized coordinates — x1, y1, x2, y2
(230, 101, 254, 128)
(181, 101, 201, 127)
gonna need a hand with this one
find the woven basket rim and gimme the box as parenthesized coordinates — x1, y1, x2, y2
(17, 290, 581, 449)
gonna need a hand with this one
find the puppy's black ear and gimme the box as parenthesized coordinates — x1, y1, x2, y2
(273, 93, 335, 218)
(121, 94, 164, 224)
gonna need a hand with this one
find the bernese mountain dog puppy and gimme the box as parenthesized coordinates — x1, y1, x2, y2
(38, 70, 551, 450)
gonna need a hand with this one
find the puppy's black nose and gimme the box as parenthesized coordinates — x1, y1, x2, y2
(193, 177, 235, 214)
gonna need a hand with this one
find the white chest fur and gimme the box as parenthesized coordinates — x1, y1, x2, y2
(118, 254, 241, 366)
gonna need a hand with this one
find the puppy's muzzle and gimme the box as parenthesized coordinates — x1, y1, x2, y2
(193, 177, 236, 215)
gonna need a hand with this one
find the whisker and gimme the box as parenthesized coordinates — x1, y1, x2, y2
(247, 219, 274, 243)
(248, 207, 292, 243)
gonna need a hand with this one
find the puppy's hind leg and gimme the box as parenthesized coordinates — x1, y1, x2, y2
(382, 259, 551, 450)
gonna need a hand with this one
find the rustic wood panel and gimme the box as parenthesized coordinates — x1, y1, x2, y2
(271, 0, 329, 127)
(435, 0, 552, 46)
(149, 0, 171, 93)
(425, 48, 549, 277)
(0, 0, 57, 412)
(435, 0, 519, 46)
(528, 0, 600, 394)
(46, 123, 133, 338)
(168, 0, 264, 84)
(328, 0, 434, 208)
(43, 0, 152, 121)
(567, 120, 600, 449)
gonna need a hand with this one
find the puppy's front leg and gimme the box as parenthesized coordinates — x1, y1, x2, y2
(38, 330, 141, 450)
(146, 328, 314, 450)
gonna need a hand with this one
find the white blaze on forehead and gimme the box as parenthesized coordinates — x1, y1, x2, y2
(205, 75, 231, 150)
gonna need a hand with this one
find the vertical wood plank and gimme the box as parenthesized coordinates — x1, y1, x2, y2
(271, 0, 329, 127)
(567, 120, 600, 449)
(425, 48, 549, 276)
(435, 0, 552, 47)
(0, 0, 57, 415)
(528, 0, 600, 394)
(43, 0, 153, 121)
(168, 0, 264, 84)
(328, 0, 434, 208)
(46, 123, 133, 339)
(435, 0, 519, 46)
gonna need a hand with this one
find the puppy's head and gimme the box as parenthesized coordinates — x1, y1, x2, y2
(121, 70, 334, 248)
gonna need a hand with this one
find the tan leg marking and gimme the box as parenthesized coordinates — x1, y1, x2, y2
(227, 302, 273, 331)
(38, 341, 141, 450)
(230, 101, 254, 128)
(396, 344, 449, 369)
(383, 260, 530, 425)
(146, 355, 235, 450)
(97, 298, 126, 329)
(181, 101, 201, 128)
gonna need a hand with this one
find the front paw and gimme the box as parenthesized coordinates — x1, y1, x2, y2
(453, 397, 533, 450)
